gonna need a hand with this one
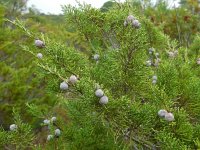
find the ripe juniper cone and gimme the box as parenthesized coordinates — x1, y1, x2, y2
(126, 15, 135, 23)
(43, 119, 50, 125)
(95, 89, 104, 98)
(51, 117, 56, 122)
(149, 48, 155, 54)
(55, 129, 61, 137)
(10, 124, 17, 131)
(164, 113, 175, 122)
(152, 80, 157, 85)
(93, 54, 100, 61)
(158, 109, 167, 118)
(35, 39, 45, 48)
(152, 75, 157, 81)
(69, 75, 78, 84)
(37, 53, 43, 59)
(99, 96, 109, 105)
(60, 81, 68, 90)
(132, 19, 141, 28)
(47, 135, 54, 141)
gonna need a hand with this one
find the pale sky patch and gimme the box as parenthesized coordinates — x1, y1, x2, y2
(27, 0, 179, 15)
(27, 0, 126, 14)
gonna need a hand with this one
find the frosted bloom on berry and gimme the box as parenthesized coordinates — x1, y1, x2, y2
(164, 113, 175, 121)
(10, 124, 17, 131)
(37, 53, 43, 59)
(148, 48, 155, 54)
(69, 75, 78, 84)
(47, 135, 54, 141)
(35, 39, 45, 48)
(93, 54, 100, 61)
(149, 48, 155, 52)
(132, 19, 141, 28)
(152, 75, 157, 80)
(152, 80, 157, 85)
(158, 109, 167, 117)
(60, 81, 68, 90)
(43, 119, 50, 125)
(126, 15, 135, 22)
(99, 96, 108, 105)
(95, 89, 104, 98)
(55, 129, 61, 136)
(51, 117, 56, 122)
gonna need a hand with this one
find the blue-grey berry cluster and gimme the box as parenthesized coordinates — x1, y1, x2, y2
(60, 75, 78, 90)
(95, 89, 109, 105)
(35, 39, 45, 48)
(146, 48, 161, 67)
(158, 109, 175, 122)
(124, 15, 141, 29)
(152, 75, 157, 85)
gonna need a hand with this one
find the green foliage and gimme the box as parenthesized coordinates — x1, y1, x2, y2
(0, 110, 35, 150)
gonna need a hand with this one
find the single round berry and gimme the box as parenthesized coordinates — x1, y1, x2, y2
(152, 75, 157, 80)
(93, 54, 100, 61)
(132, 19, 141, 28)
(164, 113, 175, 122)
(43, 119, 50, 125)
(95, 89, 104, 98)
(35, 39, 45, 48)
(47, 135, 54, 141)
(149, 48, 155, 53)
(99, 96, 108, 105)
(152, 80, 157, 85)
(60, 81, 68, 90)
(55, 129, 61, 136)
(158, 109, 167, 118)
(37, 53, 43, 59)
(51, 117, 56, 122)
(126, 15, 135, 22)
(69, 75, 78, 84)
(10, 124, 17, 131)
